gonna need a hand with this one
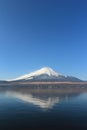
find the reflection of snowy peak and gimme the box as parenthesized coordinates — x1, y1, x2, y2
(6, 92, 60, 109)
(6, 90, 82, 109)
(11, 67, 82, 82)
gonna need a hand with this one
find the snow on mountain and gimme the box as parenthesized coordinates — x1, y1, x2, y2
(13, 67, 60, 81)
(10, 67, 82, 82)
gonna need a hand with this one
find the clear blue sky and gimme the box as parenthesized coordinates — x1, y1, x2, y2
(0, 0, 87, 80)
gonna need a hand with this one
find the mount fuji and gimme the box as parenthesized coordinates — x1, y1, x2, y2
(11, 67, 82, 82)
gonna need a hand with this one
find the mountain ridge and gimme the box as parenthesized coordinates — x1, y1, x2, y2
(10, 67, 82, 82)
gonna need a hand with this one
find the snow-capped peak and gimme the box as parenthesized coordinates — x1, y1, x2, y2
(13, 67, 60, 81)
(34, 67, 59, 77)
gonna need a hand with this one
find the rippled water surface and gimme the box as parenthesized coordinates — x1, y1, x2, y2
(0, 87, 87, 130)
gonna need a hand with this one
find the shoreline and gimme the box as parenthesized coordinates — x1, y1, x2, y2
(17, 81, 87, 85)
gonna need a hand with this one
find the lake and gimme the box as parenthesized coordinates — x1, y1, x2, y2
(0, 87, 87, 130)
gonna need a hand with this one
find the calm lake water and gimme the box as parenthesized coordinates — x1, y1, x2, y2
(0, 87, 87, 130)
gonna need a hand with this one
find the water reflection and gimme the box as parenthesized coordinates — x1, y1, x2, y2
(0, 87, 87, 130)
(6, 91, 60, 109)
(4, 87, 86, 109)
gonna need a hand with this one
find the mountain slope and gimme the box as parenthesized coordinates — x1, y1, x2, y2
(13, 67, 60, 81)
(11, 67, 82, 82)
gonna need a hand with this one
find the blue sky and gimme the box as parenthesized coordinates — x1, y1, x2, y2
(0, 0, 87, 80)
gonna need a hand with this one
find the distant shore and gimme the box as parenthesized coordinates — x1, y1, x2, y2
(17, 81, 87, 85)
(0, 81, 87, 89)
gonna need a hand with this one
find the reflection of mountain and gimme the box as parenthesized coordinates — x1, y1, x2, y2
(6, 90, 81, 109)
(6, 92, 61, 109)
